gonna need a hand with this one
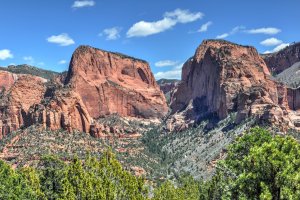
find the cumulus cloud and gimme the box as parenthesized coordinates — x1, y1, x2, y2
(47, 33, 75, 46)
(273, 43, 289, 52)
(0, 49, 13, 60)
(127, 9, 203, 38)
(246, 27, 281, 35)
(154, 63, 183, 80)
(216, 33, 229, 39)
(101, 27, 121, 40)
(260, 37, 283, 46)
(23, 56, 34, 62)
(72, 0, 95, 8)
(216, 26, 245, 39)
(263, 43, 289, 54)
(59, 60, 67, 65)
(198, 21, 212, 32)
(155, 60, 179, 67)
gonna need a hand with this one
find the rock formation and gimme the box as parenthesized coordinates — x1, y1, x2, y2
(157, 79, 179, 95)
(0, 46, 168, 139)
(0, 75, 47, 138)
(65, 46, 168, 119)
(262, 42, 300, 74)
(27, 90, 91, 133)
(169, 40, 294, 131)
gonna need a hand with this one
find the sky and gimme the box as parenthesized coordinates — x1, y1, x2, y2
(0, 0, 299, 80)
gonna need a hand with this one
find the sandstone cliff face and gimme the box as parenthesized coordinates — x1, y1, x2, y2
(28, 90, 91, 133)
(262, 42, 300, 74)
(0, 46, 168, 138)
(0, 71, 19, 92)
(65, 46, 168, 119)
(169, 40, 293, 131)
(0, 75, 47, 138)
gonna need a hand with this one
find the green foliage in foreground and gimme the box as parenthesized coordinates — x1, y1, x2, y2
(206, 127, 300, 200)
(0, 151, 147, 200)
(0, 127, 300, 199)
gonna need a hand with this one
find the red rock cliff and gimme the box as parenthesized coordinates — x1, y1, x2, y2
(0, 75, 46, 138)
(169, 40, 293, 131)
(65, 45, 168, 119)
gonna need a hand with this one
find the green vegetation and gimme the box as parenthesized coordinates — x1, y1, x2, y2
(1, 127, 300, 199)
(0, 151, 147, 200)
(0, 65, 59, 80)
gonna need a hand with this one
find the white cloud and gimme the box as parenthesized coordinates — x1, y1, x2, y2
(23, 56, 34, 63)
(164, 9, 203, 23)
(216, 33, 229, 39)
(198, 21, 212, 32)
(72, 0, 95, 8)
(273, 43, 289, 52)
(101, 27, 121, 40)
(263, 43, 289, 54)
(246, 27, 281, 35)
(127, 9, 203, 38)
(47, 33, 75, 46)
(260, 37, 283, 46)
(0, 49, 13, 60)
(58, 60, 67, 65)
(216, 26, 245, 39)
(154, 63, 183, 79)
(155, 60, 179, 67)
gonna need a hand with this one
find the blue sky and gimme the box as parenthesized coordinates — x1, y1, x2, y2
(0, 0, 299, 79)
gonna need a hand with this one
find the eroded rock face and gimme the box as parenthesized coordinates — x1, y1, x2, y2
(169, 40, 293, 131)
(65, 46, 168, 119)
(28, 90, 91, 133)
(0, 71, 19, 92)
(0, 45, 168, 138)
(0, 75, 47, 138)
(262, 42, 300, 74)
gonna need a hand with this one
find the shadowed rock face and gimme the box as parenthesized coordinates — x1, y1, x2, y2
(65, 45, 168, 119)
(169, 40, 293, 131)
(262, 42, 300, 74)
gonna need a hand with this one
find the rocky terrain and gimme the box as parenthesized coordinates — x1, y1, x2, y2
(157, 79, 179, 103)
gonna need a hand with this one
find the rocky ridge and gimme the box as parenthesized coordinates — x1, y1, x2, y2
(168, 40, 299, 131)
(0, 46, 168, 138)
(262, 42, 300, 74)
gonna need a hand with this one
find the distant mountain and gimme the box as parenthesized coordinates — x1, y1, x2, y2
(156, 78, 179, 85)
(156, 79, 179, 103)
(276, 62, 300, 88)
(262, 42, 300, 74)
(0, 64, 59, 80)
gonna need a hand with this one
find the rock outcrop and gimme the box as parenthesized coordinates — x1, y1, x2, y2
(157, 79, 179, 95)
(0, 46, 168, 139)
(27, 90, 91, 133)
(169, 40, 293, 131)
(262, 42, 300, 74)
(0, 75, 47, 138)
(0, 71, 19, 92)
(65, 46, 168, 119)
